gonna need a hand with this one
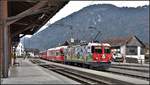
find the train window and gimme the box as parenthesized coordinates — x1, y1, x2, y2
(140, 47, 144, 55)
(94, 46, 102, 53)
(95, 49, 102, 53)
(105, 47, 111, 53)
(56, 52, 59, 56)
(91, 46, 94, 53)
(60, 50, 64, 56)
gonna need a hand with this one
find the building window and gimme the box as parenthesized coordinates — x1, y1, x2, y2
(126, 46, 137, 55)
(104, 47, 111, 53)
(140, 47, 145, 55)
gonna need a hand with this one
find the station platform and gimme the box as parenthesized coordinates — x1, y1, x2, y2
(1, 58, 79, 84)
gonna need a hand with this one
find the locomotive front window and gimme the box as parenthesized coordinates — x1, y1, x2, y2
(105, 47, 111, 53)
(94, 46, 102, 53)
(95, 49, 102, 53)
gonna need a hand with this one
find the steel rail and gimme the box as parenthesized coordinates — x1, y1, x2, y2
(110, 65, 149, 73)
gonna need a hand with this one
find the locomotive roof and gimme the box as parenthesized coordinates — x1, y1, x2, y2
(48, 46, 68, 51)
(39, 50, 47, 53)
(55, 46, 68, 49)
(88, 42, 111, 47)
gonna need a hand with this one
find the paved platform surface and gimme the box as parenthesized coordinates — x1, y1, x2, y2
(1, 58, 79, 84)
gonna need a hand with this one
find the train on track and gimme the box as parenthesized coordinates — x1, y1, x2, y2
(40, 42, 113, 70)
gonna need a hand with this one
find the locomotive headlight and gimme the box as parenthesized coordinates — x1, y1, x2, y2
(96, 57, 98, 60)
(102, 54, 106, 59)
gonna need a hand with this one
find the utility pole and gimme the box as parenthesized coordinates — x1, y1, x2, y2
(93, 30, 101, 41)
(88, 26, 101, 42)
(0, 0, 9, 78)
(69, 26, 74, 43)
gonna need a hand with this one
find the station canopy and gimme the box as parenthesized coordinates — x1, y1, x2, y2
(7, 0, 69, 46)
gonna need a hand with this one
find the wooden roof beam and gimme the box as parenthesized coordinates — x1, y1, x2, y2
(13, 22, 29, 26)
(6, 0, 48, 25)
(13, 24, 35, 37)
(8, 0, 40, 3)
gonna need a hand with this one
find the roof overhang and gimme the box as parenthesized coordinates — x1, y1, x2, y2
(8, 0, 69, 46)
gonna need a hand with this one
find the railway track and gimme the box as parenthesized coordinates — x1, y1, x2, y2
(30, 59, 149, 80)
(105, 68, 149, 81)
(39, 64, 114, 85)
(30, 59, 149, 85)
(30, 59, 46, 64)
(64, 62, 149, 80)
(105, 64, 149, 80)
(110, 65, 149, 73)
(33, 63, 133, 85)
(111, 62, 149, 68)
(68, 62, 149, 80)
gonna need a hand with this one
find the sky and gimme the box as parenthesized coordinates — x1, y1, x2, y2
(26, 1, 149, 38)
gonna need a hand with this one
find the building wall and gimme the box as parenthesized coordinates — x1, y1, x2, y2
(16, 43, 24, 56)
(120, 45, 126, 56)
(115, 45, 145, 63)
(125, 46, 145, 63)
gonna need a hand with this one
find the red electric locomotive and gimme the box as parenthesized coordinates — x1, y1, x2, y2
(40, 42, 112, 70)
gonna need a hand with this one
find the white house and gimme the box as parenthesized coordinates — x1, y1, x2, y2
(144, 43, 150, 63)
(24, 48, 40, 58)
(102, 35, 145, 63)
(16, 42, 25, 56)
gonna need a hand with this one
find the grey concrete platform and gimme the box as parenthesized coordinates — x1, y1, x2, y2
(1, 58, 80, 84)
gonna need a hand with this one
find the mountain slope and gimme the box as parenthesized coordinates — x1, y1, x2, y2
(22, 4, 149, 51)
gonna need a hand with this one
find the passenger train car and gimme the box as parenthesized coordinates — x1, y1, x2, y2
(40, 46, 67, 63)
(40, 42, 112, 70)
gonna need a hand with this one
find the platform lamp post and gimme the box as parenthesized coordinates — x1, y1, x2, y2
(88, 26, 96, 42)
(68, 26, 74, 43)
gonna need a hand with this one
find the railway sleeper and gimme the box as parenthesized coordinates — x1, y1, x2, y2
(60, 69, 114, 85)
(53, 69, 98, 85)
(53, 65, 135, 85)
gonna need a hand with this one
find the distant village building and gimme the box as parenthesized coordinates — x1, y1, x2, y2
(61, 38, 87, 46)
(16, 42, 25, 56)
(144, 43, 150, 63)
(102, 35, 145, 63)
(24, 48, 40, 58)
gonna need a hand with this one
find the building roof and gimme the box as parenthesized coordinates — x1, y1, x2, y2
(144, 43, 150, 49)
(101, 35, 145, 47)
(61, 39, 89, 46)
(24, 48, 39, 53)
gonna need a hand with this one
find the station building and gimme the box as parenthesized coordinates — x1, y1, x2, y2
(102, 35, 146, 63)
